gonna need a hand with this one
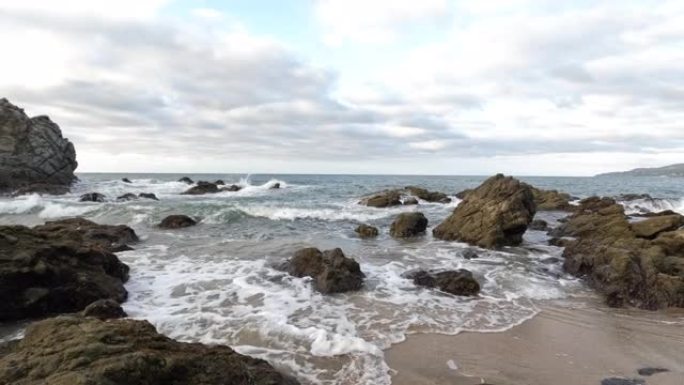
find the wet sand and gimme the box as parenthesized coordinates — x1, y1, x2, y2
(386, 302, 684, 385)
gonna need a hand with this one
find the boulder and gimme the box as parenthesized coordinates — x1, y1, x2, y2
(80, 192, 106, 202)
(34, 218, 139, 252)
(617, 193, 653, 201)
(0, 99, 77, 193)
(159, 215, 197, 229)
(270, 182, 281, 189)
(12, 183, 70, 196)
(359, 190, 402, 208)
(121, 177, 132, 183)
(390, 212, 428, 238)
(360, 187, 451, 207)
(355, 224, 379, 238)
(214, 179, 225, 185)
(182, 181, 219, 195)
(531, 187, 575, 211)
(631, 215, 684, 239)
(0, 315, 300, 385)
(285, 248, 364, 294)
(405, 186, 451, 203)
(139, 192, 159, 200)
(529, 219, 549, 231)
(0, 221, 132, 321)
(178, 176, 194, 184)
(407, 269, 480, 296)
(116, 192, 138, 201)
(403, 197, 419, 205)
(222, 184, 242, 192)
(433, 174, 536, 248)
(82, 299, 127, 320)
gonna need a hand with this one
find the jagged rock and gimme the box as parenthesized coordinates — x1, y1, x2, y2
(455, 189, 473, 199)
(407, 269, 480, 296)
(355, 224, 379, 238)
(433, 174, 536, 248)
(559, 197, 684, 309)
(182, 181, 219, 195)
(0, 315, 300, 385)
(531, 187, 575, 211)
(390, 212, 428, 238)
(360, 187, 450, 207)
(222, 184, 242, 192)
(529, 219, 549, 231)
(116, 192, 138, 201)
(270, 182, 281, 189)
(285, 248, 364, 294)
(82, 299, 127, 320)
(214, 179, 225, 185)
(405, 186, 451, 203)
(403, 197, 419, 205)
(0, 99, 77, 193)
(159, 215, 197, 229)
(359, 190, 402, 208)
(121, 178, 132, 183)
(138, 192, 159, 200)
(631, 215, 684, 239)
(80, 192, 106, 202)
(178, 176, 194, 184)
(34, 218, 139, 252)
(0, 220, 133, 321)
(12, 183, 70, 196)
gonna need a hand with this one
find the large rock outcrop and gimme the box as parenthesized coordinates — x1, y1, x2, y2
(0, 218, 136, 321)
(284, 248, 364, 294)
(359, 186, 451, 207)
(433, 174, 536, 248)
(0, 99, 77, 193)
(556, 197, 684, 309)
(0, 315, 299, 385)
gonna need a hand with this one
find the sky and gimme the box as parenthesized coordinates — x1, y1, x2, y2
(1, 0, 683, 176)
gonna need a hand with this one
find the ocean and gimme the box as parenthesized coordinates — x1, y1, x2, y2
(0, 173, 682, 384)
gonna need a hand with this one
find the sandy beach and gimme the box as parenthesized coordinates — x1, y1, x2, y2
(387, 302, 684, 385)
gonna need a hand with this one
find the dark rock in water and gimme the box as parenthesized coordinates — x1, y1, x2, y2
(531, 187, 575, 211)
(541, 257, 562, 264)
(390, 212, 428, 238)
(159, 215, 197, 229)
(285, 247, 364, 294)
(407, 269, 480, 296)
(12, 183, 70, 196)
(0, 315, 300, 385)
(462, 249, 479, 260)
(360, 190, 402, 208)
(355, 224, 379, 238)
(222, 184, 242, 192)
(82, 299, 127, 320)
(116, 192, 138, 201)
(270, 182, 281, 189)
(433, 174, 536, 249)
(529, 219, 549, 231)
(0, 99, 78, 193)
(617, 193, 653, 201)
(631, 215, 684, 239)
(403, 197, 419, 205)
(121, 177, 132, 183)
(0, 220, 132, 321)
(548, 237, 572, 247)
(35, 217, 139, 252)
(637, 367, 669, 376)
(214, 179, 225, 185)
(138, 192, 159, 200)
(178, 176, 194, 184)
(405, 186, 451, 203)
(80, 192, 106, 202)
(559, 197, 684, 309)
(182, 181, 219, 195)
(601, 378, 645, 385)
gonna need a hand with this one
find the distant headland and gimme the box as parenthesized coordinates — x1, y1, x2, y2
(596, 163, 684, 177)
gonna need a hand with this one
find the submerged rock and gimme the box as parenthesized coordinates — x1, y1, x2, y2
(214, 179, 225, 185)
(159, 215, 197, 229)
(433, 174, 536, 248)
(121, 177, 132, 183)
(285, 247, 364, 294)
(403, 197, 419, 205)
(390, 212, 428, 238)
(178, 176, 194, 184)
(139, 192, 159, 200)
(116, 192, 138, 201)
(0, 315, 300, 385)
(407, 269, 480, 296)
(12, 183, 70, 196)
(82, 299, 127, 320)
(355, 224, 379, 238)
(0, 219, 133, 321)
(0, 99, 78, 193)
(80, 192, 106, 202)
(222, 184, 242, 192)
(270, 182, 281, 189)
(182, 181, 219, 195)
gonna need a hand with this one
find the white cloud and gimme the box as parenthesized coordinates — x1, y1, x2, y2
(409, 140, 448, 151)
(0, 0, 169, 19)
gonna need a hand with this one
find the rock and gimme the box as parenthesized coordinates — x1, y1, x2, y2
(407, 269, 480, 296)
(0, 99, 77, 193)
(80, 192, 106, 202)
(631, 215, 684, 239)
(214, 179, 225, 185)
(359, 190, 402, 208)
(560, 197, 684, 309)
(222, 184, 242, 192)
(34, 217, 139, 252)
(182, 181, 219, 195)
(82, 299, 127, 320)
(116, 192, 138, 201)
(632, 209, 680, 217)
(270, 182, 281, 189)
(601, 378, 645, 385)
(159, 215, 197, 229)
(617, 193, 653, 201)
(637, 367, 669, 376)
(138, 192, 159, 200)
(178, 176, 194, 184)
(462, 249, 479, 259)
(403, 197, 419, 205)
(285, 248, 364, 294)
(548, 237, 573, 247)
(531, 187, 575, 211)
(355, 224, 379, 238)
(12, 183, 70, 196)
(0, 221, 131, 321)
(529, 219, 549, 231)
(390, 212, 428, 238)
(433, 174, 536, 248)
(405, 186, 451, 203)
(121, 177, 132, 183)
(0, 315, 300, 385)
(455, 189, 473, 199)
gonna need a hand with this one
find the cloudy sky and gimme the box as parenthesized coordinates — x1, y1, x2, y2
(1, 0, 683, 175)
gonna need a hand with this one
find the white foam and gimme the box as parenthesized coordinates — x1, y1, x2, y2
(619, 197, 684, 215)
(0, 194, 96, 219)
